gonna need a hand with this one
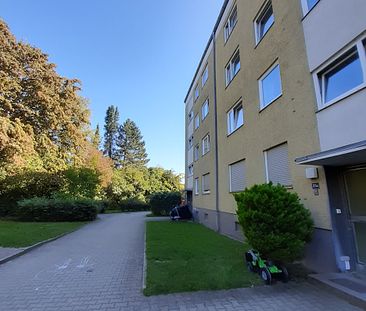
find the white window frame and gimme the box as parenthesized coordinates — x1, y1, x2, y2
(254, 1, 274, 45)
(224, 5, 238, 42)
(201, 99, 209, 120)
(258, 62, 282, 110)
(314, 39, 366, 110)
(194, 114, 200, 130)
(194, 85, 199, 101)
(188, 164, 194, 176)
(194, 144, 200, 161)
(229, 159, 246, 193)
(202, 173, 210, 194)
(188, 109, 193, 122)
(202, 134, 210, 156)
(225, 50, 241, 86)
(202, 65, 208, 87)
(301, 0, 320, 16)
(227, 100, 244, 135)
(194, 177, 199, 195)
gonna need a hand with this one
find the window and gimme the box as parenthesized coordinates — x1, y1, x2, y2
(194, 178, 199, 195)
(255, 2, 274, 44)
(264, 143, 292, 187)
(194, 114, 200, 130)
(259, 63, 282, 109)
(188, 135, 194, 149)
(202, 66, 208, 87)
(201, 99, 209, 120)
(188, 164, 193, 176)
(318, 46, 364, 107)
(194, 85, 199, 101)
(229, 160, 246, 193)
(301, 0, 319, 14)
(227, 101, 244, 134)
(188, 109, 194, 122)
(202, 135, 210, 155)
(202, 173, 210, 194)
(225, 50, 241, 85)
(224, 6, 238, 42)
(194, 144, 200, 161)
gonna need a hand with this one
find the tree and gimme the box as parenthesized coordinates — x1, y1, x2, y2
(0, 20, 89, 174)
(92, 124, 101, 150)
(235, 183, 314, 263)
(103, 105, 119, 160)
(115, 119, 149, 167)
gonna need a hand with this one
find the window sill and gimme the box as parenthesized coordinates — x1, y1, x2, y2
(202, 151, 210, 157)
(227, 124, 244, 137)
(225, 69, 241, 89)
(202, 191, 211, 195)
(259, 94, 283, 113)
(316, 84, 366, 113)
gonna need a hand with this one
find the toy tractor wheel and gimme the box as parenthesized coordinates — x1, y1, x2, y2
(244, 252, 254, 272)
(279, 265, 289, 283)
(259, 267, 272, 285)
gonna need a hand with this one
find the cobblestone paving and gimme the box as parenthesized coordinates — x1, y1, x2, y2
(0, 213, 361, 311)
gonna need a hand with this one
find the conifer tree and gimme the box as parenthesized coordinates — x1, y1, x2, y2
(103, 106, 119, 159)
(115, 119, 149, 167)
(92, 124, 101, 150)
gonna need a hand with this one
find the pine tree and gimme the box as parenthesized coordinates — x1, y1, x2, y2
(103, 106, 119, 159)
(115, 119, 149, 167)
(92, 124, 101, 150)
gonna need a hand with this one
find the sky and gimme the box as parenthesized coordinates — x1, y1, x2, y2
(0, 0, 224, 174)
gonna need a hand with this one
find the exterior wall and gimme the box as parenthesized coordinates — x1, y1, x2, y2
(316, 88, 366, 151)
(302, 0, 366, 152)
(185, 96, 194, 190)
(214, 0, 331, 230)
(302, 0, 366, 72)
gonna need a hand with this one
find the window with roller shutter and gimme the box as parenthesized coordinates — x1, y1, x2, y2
(229, 160, 246, 193)
(264, 143, 292, 186)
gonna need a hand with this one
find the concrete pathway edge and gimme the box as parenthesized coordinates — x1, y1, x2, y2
(0, 224, 88, 266)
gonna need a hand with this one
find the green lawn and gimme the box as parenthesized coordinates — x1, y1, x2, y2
(0, 221, 87, 248)
(144, 221, 261, 296)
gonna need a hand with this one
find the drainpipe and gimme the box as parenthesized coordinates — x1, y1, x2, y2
(212, 32, 221, 233)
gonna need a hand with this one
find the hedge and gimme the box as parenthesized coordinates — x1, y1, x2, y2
(16, 197, 98, 222)
(149, 192, 181, 216)
(119, 198, 150, 212)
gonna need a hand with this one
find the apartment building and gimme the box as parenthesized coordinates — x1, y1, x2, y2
(185, 0, 366, 273)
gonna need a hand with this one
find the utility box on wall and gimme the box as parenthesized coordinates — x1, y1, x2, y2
(306, 167, 318, 179)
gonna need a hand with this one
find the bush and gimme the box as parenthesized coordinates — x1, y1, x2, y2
(234, 183, 313, 263)
(16, 197, 98, 222)
(119, 198, 150, 212)
(149, 192, 181, 216)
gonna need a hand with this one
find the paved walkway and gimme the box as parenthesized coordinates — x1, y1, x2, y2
(0, 213, 361, 311)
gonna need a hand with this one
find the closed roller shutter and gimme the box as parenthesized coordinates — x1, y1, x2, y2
(265, 143, 292, 186)
(229, 160, 246, 192)
(202, 174, 210, 193)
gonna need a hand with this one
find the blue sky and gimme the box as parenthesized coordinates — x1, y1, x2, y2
(1, 0, 223, 174)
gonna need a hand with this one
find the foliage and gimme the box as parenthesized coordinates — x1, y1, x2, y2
(92, 124, 101, 150)
(234, 183, 313, 263)
(16, 197, 98, 222)
(144, 221, 261, 296)
(62, 167, 101, 199)
(0, 220, 87, 248)
(0, 20, 90, 173)
(147, 167, 183, 193)
(149, 191, 181, 216)
(0, 171, 66, 216)
(119, 198, 150, 212)
(115, 118, 149, 167)
(103, 105, 119, 160)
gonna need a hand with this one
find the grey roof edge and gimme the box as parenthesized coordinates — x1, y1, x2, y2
(184, 0, 230, 104)
(295, 140, 366, 164)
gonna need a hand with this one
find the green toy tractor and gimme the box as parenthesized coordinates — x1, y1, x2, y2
(245, 250, 289, 285)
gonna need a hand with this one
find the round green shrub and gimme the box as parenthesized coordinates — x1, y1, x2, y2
(234, 183, 313, 263)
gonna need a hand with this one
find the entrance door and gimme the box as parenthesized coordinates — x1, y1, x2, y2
(345, 168, 366, 265)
